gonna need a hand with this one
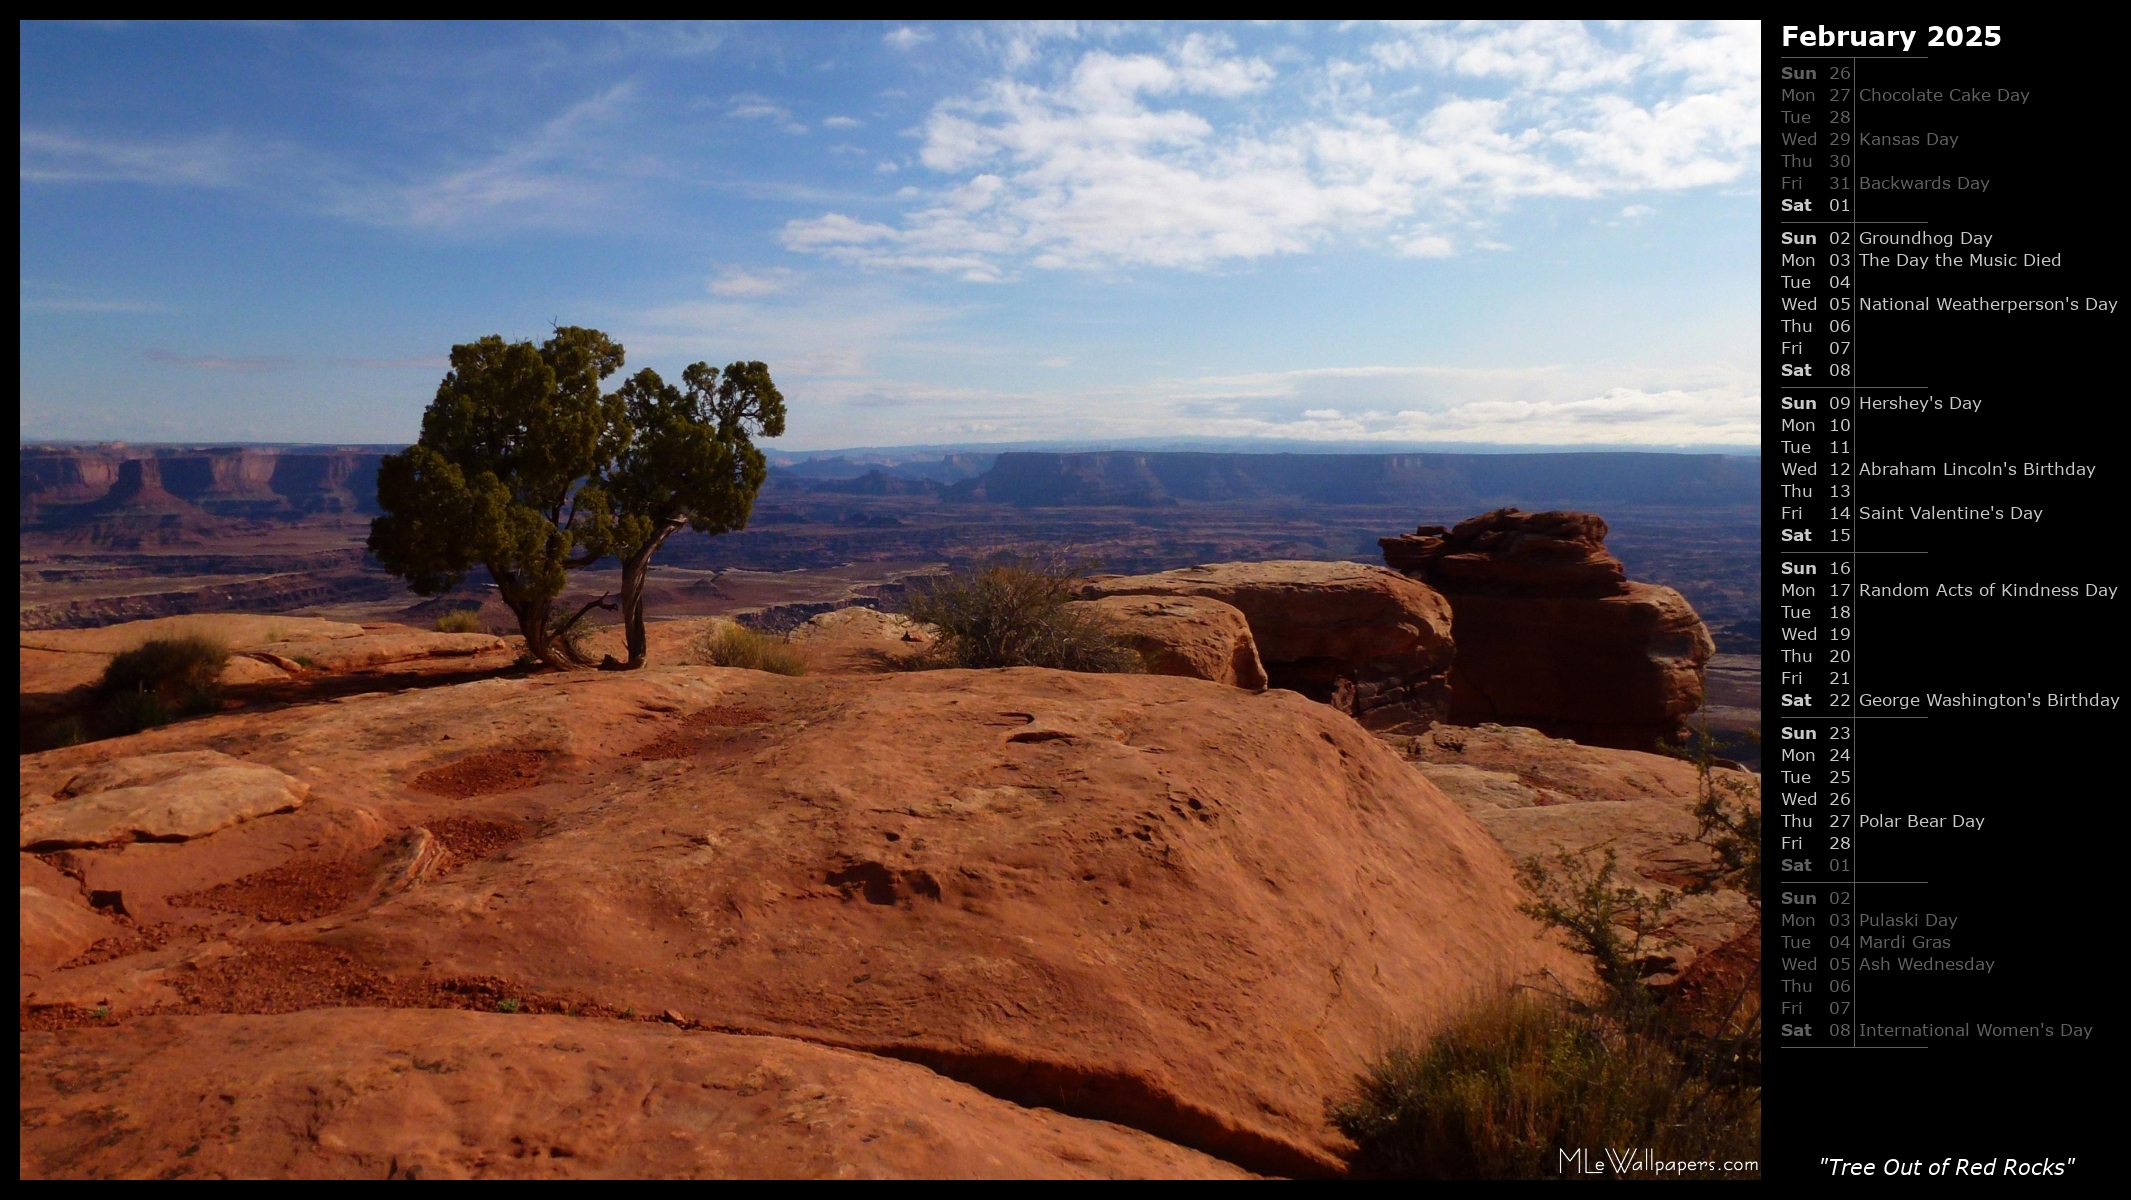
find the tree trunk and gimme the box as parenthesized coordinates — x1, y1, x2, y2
(619, 548, 651, 669)
(619, 523, 680, 669)
(502, 587, 564, 669)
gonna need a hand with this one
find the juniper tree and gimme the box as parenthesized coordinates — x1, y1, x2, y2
(367, 327, 626, 668)
(603, 361, 784, 667)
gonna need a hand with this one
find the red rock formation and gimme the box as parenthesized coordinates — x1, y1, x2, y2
(1381, 509, 1714, 749)
(1078, 561, 1452, 728)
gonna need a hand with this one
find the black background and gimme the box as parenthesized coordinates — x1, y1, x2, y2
(1763, 23, 2119, 1177)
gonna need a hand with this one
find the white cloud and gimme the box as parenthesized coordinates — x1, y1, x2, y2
(20, 128, 245, 187)
(884, 26, 933, 52)
(707, 354, 1760, 450)
(823, 115, 863, 129)
(783, 22, 1759, 278)
(331, 83, 648, 230)
(728, 94, 807, 134)
(143, 348, 295, 371)
(24, 80, 658, 234)
(708, 267, 793, 296)
(1131, 363, 1760, 445)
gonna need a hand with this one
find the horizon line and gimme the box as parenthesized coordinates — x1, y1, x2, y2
(20, 437, 1764, 458)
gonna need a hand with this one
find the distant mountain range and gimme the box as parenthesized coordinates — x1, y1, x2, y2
(781, 451, 1758, 509)
(21, 444, 1757, 534)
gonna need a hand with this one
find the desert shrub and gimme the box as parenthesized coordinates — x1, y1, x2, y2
(901, 560, 1141, 673)
(696, 622, 807, 676)
(1331, 830, 1761, 1177)
(95, 635, 229, 734)
(433, 608, 483, 633)
(1516, 848, 1678, 1013)
(1330, 992, 1760, 1179)
(1687, 728, 1763, 901)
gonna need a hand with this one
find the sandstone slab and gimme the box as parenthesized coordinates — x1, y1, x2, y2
(19, 1010, 1250, 1179)
(1068, 595, 1267, 690)
(17, 666, 1573, 1176)
(258, 630, 505, 673)
(1081, 561, 1453, 727)
(21, 751, 309, 851)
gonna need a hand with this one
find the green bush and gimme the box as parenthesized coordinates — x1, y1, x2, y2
(902, 561, 1140, 673)
(696, 622, 807, 676)
(95, 635, 229, 735)
(1330, 992, 1760, 1179)
(433, 608, 483, 633)
(1516, 848, 1677, 1013)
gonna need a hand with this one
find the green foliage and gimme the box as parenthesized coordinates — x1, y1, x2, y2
(433, 609, 483, 633)
(1330, 992, 1761, 1179)
(606, 361, 784, 549)
(1686, 726, 1763, 902)
(696, 623, 807, 676)
(1516, 848, 1677, 1014)
(496, 998, 522, 1014)
(367, 327, 627, 667)
(902, 560, 1141, 673)
(603, 360, 785, 666)
(95, 635, 229, 733)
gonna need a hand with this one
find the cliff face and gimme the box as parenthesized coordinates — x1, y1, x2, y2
(20, 446, 389, 529)
(951, 450, 1759, 508)
(1381, 508, 1716, 750)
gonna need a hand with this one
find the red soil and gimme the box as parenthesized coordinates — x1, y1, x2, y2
(411, 750, 547, 798)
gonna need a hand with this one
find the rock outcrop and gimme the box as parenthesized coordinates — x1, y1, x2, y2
(1380, 509, 1715, 749)
(1078, 561, 1452, 728)
(1067, 595, 1267, 690)
(17, 664, 1574, 1177)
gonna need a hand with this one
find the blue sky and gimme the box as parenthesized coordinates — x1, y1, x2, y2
(20, 21, 1761, 450)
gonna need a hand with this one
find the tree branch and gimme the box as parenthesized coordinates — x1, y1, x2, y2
(552, 591, 616, 639)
